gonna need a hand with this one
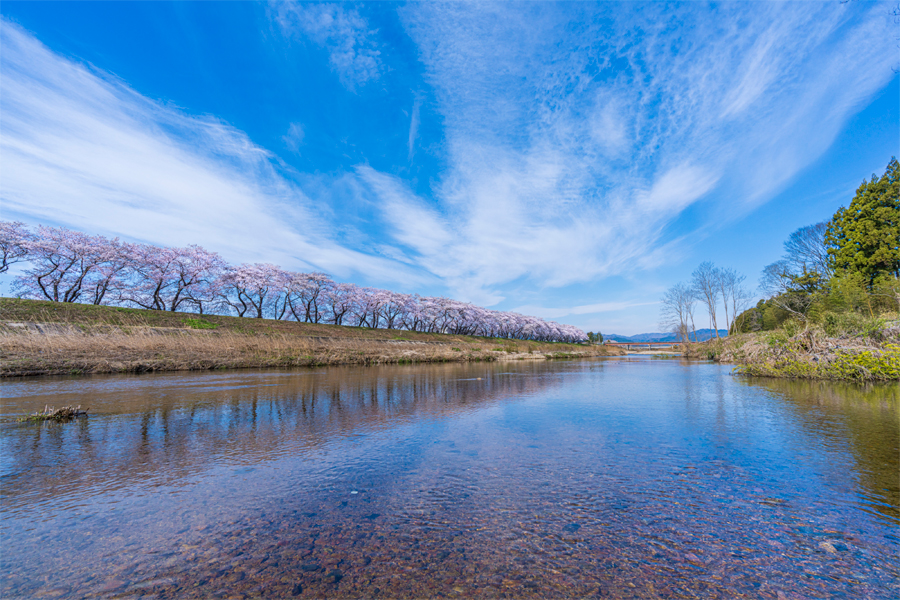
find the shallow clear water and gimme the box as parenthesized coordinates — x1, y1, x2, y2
(1, 357, 898, 599)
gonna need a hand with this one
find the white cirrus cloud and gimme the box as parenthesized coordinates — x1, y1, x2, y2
(282, 122, 305, 153)
(511, 301, 661, 321)
(368, 0, 898, 304)
(272, 1, 382, 91)
(0, 19, 415, 285)
(407, 95, 421, 162)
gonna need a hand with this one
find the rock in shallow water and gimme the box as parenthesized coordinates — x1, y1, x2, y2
(818, 541, 837, 554)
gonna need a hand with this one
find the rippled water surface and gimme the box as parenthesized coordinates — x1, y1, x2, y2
(2, 358, 898, 599)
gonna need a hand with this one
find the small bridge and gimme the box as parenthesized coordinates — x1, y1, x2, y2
(603, 341, 685, 350)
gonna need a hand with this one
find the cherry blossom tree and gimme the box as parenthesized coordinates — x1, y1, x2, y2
(122, 244, 227, 312)
(84, 238, 131, 305)
(175, 247, 229, 314)
(381, 291, 413, 329)
(219, 263, 290, 319)
(321, 282, 357, 325)
(286, 272, 333, 323)
(0, 221, 34, 274)
(8, 222, 589, 342)
(348, 287, 386, 328)
(14, 225, 112, 303)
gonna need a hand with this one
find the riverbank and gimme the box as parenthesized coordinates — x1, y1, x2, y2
(684, 324, 900, 382)
(624, 348, 683, 356)
(0, 298, 623, 377)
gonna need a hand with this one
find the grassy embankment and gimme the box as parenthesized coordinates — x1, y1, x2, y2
(0, 298, 622, 378)
(684, 316, 900, 382)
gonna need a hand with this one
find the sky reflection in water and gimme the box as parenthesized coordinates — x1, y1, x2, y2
(1, 358, 898, 598)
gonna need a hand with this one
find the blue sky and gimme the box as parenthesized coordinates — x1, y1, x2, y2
(1, 1, 897, 335)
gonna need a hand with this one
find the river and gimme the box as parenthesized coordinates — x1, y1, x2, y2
(1, 357, 897, 598)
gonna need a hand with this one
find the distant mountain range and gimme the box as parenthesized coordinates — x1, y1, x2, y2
(603, 329, 728, 343)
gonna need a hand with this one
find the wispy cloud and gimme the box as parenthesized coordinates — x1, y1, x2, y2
(407, 95, 421, 162)
(511, 301, 660, 320)
(368, 1, 897, 304)
(0, 19, 410, 283)
(272, 1, 381, 91)
(282, 122, 305, 153)
(3, 1, 895, 333)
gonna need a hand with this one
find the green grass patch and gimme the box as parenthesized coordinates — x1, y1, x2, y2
(184, 318, 218, 330)
(735, 343, 900, 382)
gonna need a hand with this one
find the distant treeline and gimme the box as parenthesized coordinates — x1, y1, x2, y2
(735, 157, 899, 335)
(605, 329, 727, 344)
(660, 158, 899, 342)
(0, 223, 586, 343)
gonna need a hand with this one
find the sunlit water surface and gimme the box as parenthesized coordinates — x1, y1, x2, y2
(1, 358, 898, 599)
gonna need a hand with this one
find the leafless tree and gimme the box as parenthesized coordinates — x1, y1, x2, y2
(692, 261, 721, 338)
(756, 221, 834, 328)
(783, 221, 832, 278)
(717, 267, 753, 333)
(759, 260, 821, 324)
(660, 282, 697, 343)
(760, 260, 791, 299)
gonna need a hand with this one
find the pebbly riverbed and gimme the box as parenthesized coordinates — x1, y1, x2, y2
(1, 357, 898, 598)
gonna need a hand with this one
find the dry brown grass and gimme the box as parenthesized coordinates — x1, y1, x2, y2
(1, 327, 452, 376)
(0, 300, 622, 377)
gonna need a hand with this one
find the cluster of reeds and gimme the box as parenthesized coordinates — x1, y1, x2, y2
(19, 405, 88, 422)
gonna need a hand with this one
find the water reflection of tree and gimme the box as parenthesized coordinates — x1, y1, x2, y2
(2, 362, 571, 509)
(744, 378, 899, 524)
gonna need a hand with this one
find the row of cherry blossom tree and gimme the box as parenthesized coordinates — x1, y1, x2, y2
(0, 222, 586, 343)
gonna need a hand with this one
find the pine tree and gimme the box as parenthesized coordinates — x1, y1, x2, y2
(826, 158, 900, 283)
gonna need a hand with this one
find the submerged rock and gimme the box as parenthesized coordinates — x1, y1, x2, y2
(818, 541, 838, 554)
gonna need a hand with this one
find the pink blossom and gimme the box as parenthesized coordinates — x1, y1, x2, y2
(14, 225, 114, 303)
(219, 263, 290, 319)
(10, 222, 588, 342)
(0, 221, 35, 273)
(122, 244, 227, 312)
